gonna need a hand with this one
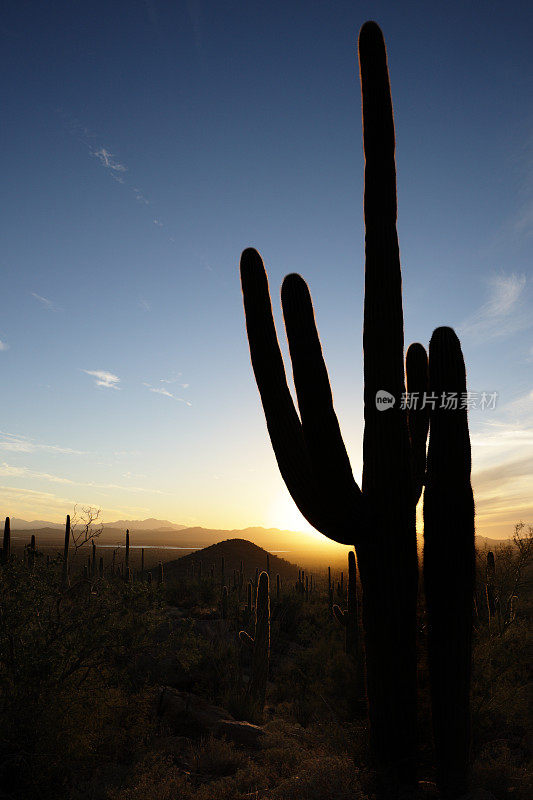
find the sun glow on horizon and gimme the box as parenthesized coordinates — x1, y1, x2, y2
(266, 491, 324, 539)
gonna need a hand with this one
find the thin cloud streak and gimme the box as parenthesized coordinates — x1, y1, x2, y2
(459, 272, 531, 343)
(0, 431, 86, 455)
(143, 382, 192, 406)
(31, 292, 59, 311)
(0, 461, 173, 495)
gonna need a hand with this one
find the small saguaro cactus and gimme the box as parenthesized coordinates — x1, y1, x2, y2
(158, 561, 164, 586)
(99, 556, 104, 579)
(221, 585, 229, 619)
(221, 555, 225, 587)
(333, 551, 360, 659)
(2, 517, 10, 564)
(239, 571, 270, 718)
(61, 514, 70, 589)
(266, 552, 270, 575)
(125, 529, 130, 575)
(91, 541, 96, 577)
(276, 573, 280, 601)
(141, 547, 145, 580)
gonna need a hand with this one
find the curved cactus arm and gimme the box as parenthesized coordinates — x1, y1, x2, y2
(241, 247, 352, 539)
(406, 342, 429, 502)
(424, 326, 475, 798)
(239, 630, 255, 648)
(333, 604, 347, 626)
(281, 273, 364, 539)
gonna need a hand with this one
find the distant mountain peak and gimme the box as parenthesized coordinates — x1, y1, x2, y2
(103, 518, 186, 531)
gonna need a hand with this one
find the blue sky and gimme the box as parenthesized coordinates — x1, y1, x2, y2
(1, 1, 532, 537)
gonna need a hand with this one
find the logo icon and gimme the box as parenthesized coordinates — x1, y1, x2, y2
(375, 390, 395, 410)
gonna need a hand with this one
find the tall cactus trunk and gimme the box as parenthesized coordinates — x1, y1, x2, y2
(424, 328, 475, 798)
(357, 23, 419, 791)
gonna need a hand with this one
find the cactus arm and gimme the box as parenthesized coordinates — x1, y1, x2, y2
(406, 342, 429, 502)
(281, 274, 364, 541)
(241, 247, 344, 537)
(424, 326, 475, 798)
(333, 604, 347, 626)
(239, 630, 254, 648)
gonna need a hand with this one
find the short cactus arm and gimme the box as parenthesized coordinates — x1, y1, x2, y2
(406, 342, 429, 502)
(333, 604, 347, 626)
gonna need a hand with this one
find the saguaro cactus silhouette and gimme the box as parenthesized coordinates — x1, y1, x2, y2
(333, 551, 359, 658)
(239, 571, 270, 719)
(424, 328, 475, 799)
(2, 517, 10, 564)
(61, 514, 70, 589)
(240, 20, 473, 797)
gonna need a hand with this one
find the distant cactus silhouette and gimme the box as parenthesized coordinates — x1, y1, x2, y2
(2, 517, 10, 564)
(333, 551, 359, 658)
(240, 20, 474, 796)
(239, 571, 270, 718)
(221, 584, 228, 619)
(61, 514, 70, 589)
(125, 529, 130, 576)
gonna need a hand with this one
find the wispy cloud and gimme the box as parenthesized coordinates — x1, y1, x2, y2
(0, 462, 173, 495)
(31, 292, 59, 312)
(139, 297, 151, 312)
(0, 431, 86, 455)
(93, 147, 127, 173)
(0, 484, 151, 519)
(153, 218, 163, 227)
(83, 370, 121, 390)
(470, 389, 533, 535)
(143, 382, 192, 406)
(459, 272, 531, 344)
(0, 340, 9, 351)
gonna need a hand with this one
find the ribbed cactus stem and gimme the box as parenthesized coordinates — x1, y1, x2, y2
(266, 552, 270, 574)
(424, 327, 475, 798)
(2, 517, 11, 564)
(61, 515, 70, 589)
(276, 573, 280, 600)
